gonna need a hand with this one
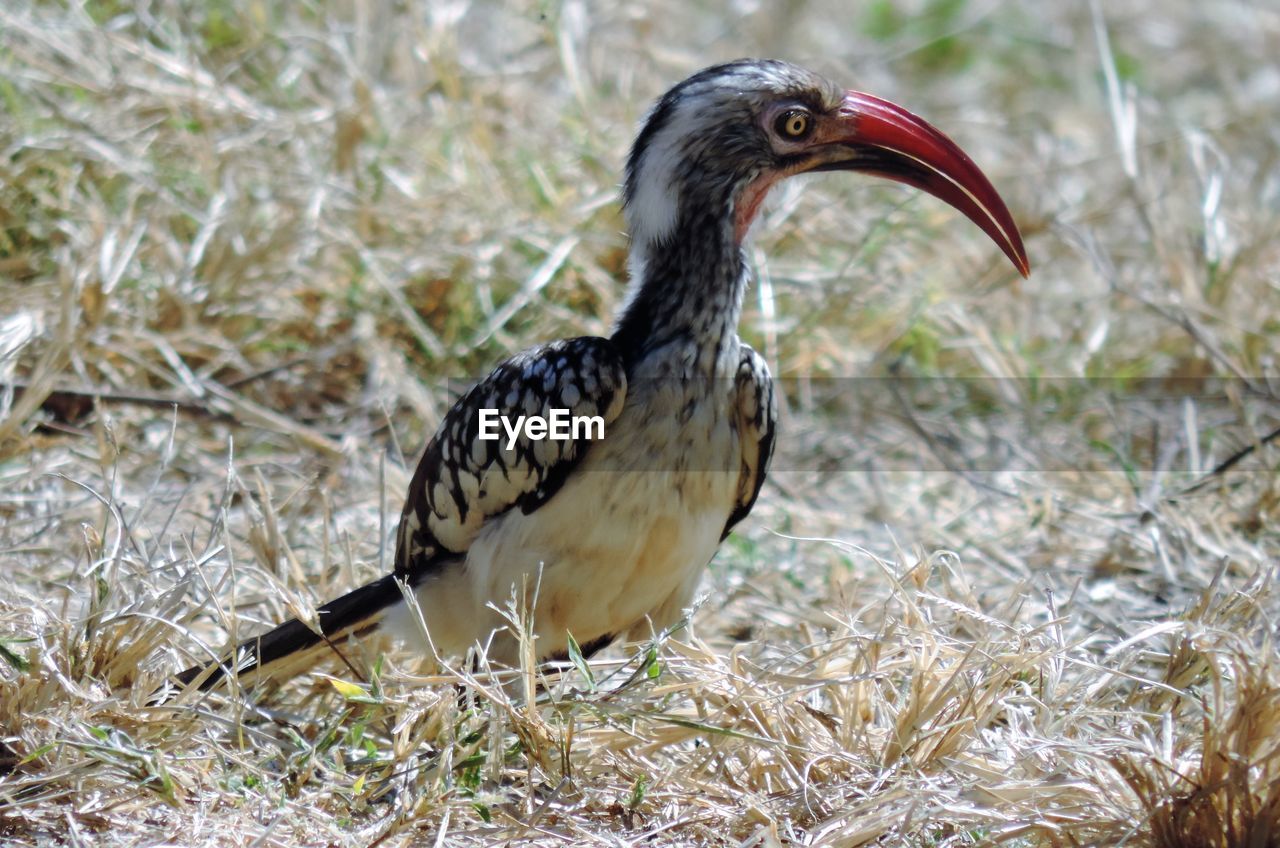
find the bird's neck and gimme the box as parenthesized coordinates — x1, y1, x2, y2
(611, 215, 748, 376)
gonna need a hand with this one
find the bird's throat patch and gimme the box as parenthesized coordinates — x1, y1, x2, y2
(734, 172, 783, 244)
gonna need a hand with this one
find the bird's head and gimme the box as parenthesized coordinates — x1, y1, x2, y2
(623, 59, 1029, 278)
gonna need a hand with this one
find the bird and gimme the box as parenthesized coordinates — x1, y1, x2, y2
(174, 59, 1028, 693)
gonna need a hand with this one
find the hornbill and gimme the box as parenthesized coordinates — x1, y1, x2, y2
(176, 59, 1028, 691)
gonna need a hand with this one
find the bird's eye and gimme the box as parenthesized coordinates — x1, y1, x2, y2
(774, 109, 811, 140)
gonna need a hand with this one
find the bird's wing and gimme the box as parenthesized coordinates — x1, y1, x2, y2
(169, 336, 625, 694)
(395, 336, 627, 581)
(722, 342, 777, 540)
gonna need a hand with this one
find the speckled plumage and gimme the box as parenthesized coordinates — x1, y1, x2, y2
(393, 336, 628, 569)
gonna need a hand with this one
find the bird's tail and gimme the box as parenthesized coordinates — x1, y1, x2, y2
(174, 574, 405, 692)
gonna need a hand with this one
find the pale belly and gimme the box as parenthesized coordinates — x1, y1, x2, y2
(395, 384, 743, 666)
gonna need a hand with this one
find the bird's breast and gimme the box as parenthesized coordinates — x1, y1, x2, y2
(447, 369, 744, 663)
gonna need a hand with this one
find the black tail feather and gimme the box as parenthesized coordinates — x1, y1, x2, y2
(175, 574, 405, 691)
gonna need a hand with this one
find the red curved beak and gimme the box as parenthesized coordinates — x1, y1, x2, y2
(810, 90, 1030, 278)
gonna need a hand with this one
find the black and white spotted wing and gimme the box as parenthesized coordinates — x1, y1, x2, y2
(394, 336, 628, 583)
(722, 342, 777, 540)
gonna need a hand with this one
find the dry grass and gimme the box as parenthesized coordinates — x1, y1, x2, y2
(2, 0, 1278, 845)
